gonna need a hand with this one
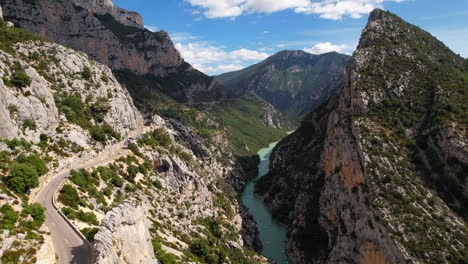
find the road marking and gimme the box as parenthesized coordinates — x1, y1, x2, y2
(65, 238, 69, 245)
(52, 222, 56, 227)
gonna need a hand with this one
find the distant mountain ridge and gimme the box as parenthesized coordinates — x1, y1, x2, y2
(217, 50, 350, 120)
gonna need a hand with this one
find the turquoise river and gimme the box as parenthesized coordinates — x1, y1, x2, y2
(241, 142, 291, 263)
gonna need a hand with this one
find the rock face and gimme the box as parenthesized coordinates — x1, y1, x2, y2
(0, 40, 142, 144)
(0, 0, 233, 107)
(256, 9, 467, 264)
(217, 50, 350, 120)
(94, 200, 158, 264)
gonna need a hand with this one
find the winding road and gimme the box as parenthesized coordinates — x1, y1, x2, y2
(34, 127, 146, 264)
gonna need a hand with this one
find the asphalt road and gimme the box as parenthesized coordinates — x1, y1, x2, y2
(34, 127, 145, 264)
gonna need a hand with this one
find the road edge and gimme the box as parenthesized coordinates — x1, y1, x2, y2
(52, 178, 96, 263)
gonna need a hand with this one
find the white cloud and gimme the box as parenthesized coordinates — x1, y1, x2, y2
(170, 32, 200, 42)
(304, 42, 348, 54)
(144, 25, 158, 32)
(173, 35, 269, 74)
(185, 0, 407, 20)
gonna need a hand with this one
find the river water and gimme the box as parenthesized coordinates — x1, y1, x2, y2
(241, 142, 291, 263)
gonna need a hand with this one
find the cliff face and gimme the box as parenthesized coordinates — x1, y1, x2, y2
(0, 20, 266, 263)
(0, 19, 145, 262)
(94, 200, 158, 264)
(0, 0, 232, 107)
(0, 41, 142, 144)
(217, 50, 350, 121)
(256, 9, 467, 264)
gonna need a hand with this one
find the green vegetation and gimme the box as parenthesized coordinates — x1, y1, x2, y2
(58, 184, 80, 209)
(81, 66, 93, 80)
(81, 227, 99, 242)
(55, 93, 89, 127)
(6, 154, 48, 193)
(217, 50, 350, 121)
(4, 70, 32, 88)
(90, 97, 111, 122)
(7, 104, 18, 117)
(54, 93, 120, 143)
(116, 69, 289, 156)
(22, 119, 36, 130)
(61, 207, 98, 225)
(23, 203, 45, 227)
(0, 18, 41, 54)
(137, 128, 172, 149)
(152, 236, 179, 264)
(1, 249, 24, 263)
(355, 10, 468, 222)
(210, 95, 289, 155)
(0, 204, 19, 230)
(3, 138, 31, 150)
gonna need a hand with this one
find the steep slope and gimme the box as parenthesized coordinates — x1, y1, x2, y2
(0, 0, 233, 108)
(217, 50, 350, 120)
(0, 18, 268, 263)
(0, 0, 291, 156)
(0, 18, 144, 263)
(255, 9, 467, 264)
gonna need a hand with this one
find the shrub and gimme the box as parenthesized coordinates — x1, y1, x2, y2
(81, 227, 99, 242)
(0, 204, 18, 230)
(81, 66, 93, 80)
(89, 126, 107, 143)
(101, 75, 109, 83)
(22, 119, 37, 130)
(111, 175, 123, 187)
(128, 143, 143, 157)
(7, 163, 39, 193)
(152, 238, 179, 264)
(58, 184, 80, 209)
(4, 138, 30, 150)
(190, 238, 211, 259)
(16, 154, 48, 175)
(7, 104, 18, 117)
(102, 124, 121, 140)
(10, 70, 31, 88)
(127, 165, 139, 180)
(153, 179, 162, 190)
(90, 97, 110, 122)
(76, 211, 98, 225)
(55, 94, 89, 126)
(23, 203, 45, 227)
(1, 249, 22, 263)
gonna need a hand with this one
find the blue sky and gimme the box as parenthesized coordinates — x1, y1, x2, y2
(113, 0, 468, 75)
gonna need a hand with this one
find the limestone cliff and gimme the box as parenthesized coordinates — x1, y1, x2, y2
(94, 200, 158, 264)
(0, 0, 233, 107)
(256, 9, 467, 264)
(0, 40, 143, 144)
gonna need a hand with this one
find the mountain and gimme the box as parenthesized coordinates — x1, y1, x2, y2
(255, 9, 467, 264)
(0, 0, 233, 109)
(217, 50, 350, 121)
(0, 0, 292, 155)
(0, 14, 269, 264)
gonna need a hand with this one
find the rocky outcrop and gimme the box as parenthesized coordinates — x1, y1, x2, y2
(256, 9, 467, 264)
(0, 40, 142, 143)
(72, 0, 143, 28)
(93, 200, 158, 264)
(0, 0, 233, 107)
(217, 50, 350, 121)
